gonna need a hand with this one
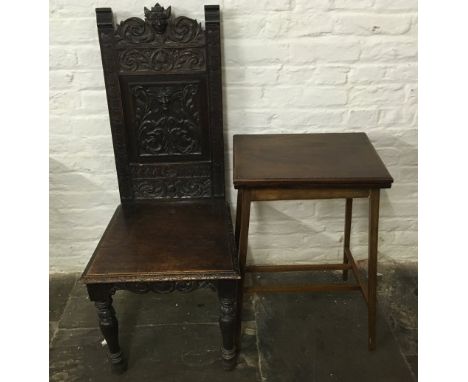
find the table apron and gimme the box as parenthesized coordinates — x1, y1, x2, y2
(249, 187, 371, 201)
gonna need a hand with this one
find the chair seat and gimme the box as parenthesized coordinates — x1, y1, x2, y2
(81, 199, 239, 283)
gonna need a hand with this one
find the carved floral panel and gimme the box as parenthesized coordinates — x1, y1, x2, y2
(131, 82, 203, 157)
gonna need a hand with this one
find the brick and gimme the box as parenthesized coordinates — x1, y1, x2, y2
(250, 233, 305, 250)
(261, 87, 303, 107)
(332, 0, 374, 9)
(225, 66, 281, 86)
(270, 110, 344, 129)
(75, 45, 103, 68)
(373, 0, 418, 11)
(290, 39, 361, 63)
(349, 85, 405, 106)
(71, 70, 105, 90)
(50, 70, 74, 89)
(79, 90, 108, 113)
(299, 87, 348, 107)
(386, 183, 417, 201)
(333, 14, 412, 35)
(50, 116, 73, 136)
(251, 201, 316, 221)
(222, 16, 267, 39)
(348, 65, 387, 84)
(346, 109, 379, 128)
(229, 0, 292, 12)
(276, 66, 317, 84)
(51, 191, 119, 210)
(50, 90, 80, 112)
(303, 230, 344, 247)
(53, 206, 117, 229)
(225, 87, 264, 110)
(250, 220, 326, 235)
(385, 231, 418, 246)
(361, 39, 417, 62)
(313, 66, 348, 85)
(50, 18, 97, 44)
(314, 199, 346, 218)
(262, 13, 293, 39)
(394, 166, 417, 183)
(381, 201, 417, 218)
(224, 40, 289, 65)
(226, 110, 274, 129)
(50, 226, 105, 244)
(379, 147, 402, 166)
(70, 116, 110, 137)
(294, 0, 331, 10)
(378, 108, 405, 126)
(385, 63, 418, 83)
(50, 46, 77, 68)
(290, 13, 334, 37)
(50, 0, 100, 17)
(56, 153, 116, 172)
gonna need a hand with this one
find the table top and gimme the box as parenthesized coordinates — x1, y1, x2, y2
(233, 133, 393, 188)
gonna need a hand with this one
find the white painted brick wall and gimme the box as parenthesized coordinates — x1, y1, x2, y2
(50, 0, 418, 272)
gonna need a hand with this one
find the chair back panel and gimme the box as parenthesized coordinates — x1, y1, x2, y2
(96, 4, 224, 203)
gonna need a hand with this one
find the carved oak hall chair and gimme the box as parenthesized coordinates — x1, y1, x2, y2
(80, 4, 240, 373)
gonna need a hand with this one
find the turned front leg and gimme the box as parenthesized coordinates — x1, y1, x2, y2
(92, 294, 127, 373)
(218, 280, 238, 370)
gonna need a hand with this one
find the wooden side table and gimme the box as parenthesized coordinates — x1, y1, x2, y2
(233, 133, 393, 350)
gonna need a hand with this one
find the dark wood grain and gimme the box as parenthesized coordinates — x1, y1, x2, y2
(233, 133, 393, 188)
(81, 4, 239, 372)
(82, 200, 239, 283)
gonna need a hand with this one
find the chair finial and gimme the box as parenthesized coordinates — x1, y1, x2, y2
(144, 3, 172, 34)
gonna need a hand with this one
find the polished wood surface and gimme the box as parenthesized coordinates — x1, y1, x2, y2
(82, 200, 239, 283)
(233, 133, 393, 188)
(233, 133, 392, 351)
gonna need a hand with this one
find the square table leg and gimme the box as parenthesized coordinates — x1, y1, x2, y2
(343, 198, 353, 281)
(235, 188, 251, 349)
(368, 189, 380, 350)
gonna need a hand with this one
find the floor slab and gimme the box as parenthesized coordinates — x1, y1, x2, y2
(50, 264, 417, 382)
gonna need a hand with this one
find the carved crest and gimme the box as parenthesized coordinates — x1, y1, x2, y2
(115, 3, 204, 46)
(113, 3, 206, 72)
(144, 3, 171, 34)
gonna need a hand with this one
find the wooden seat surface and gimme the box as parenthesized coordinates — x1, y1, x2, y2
(82, 199, 239, 283)
(233, 133, 393, 188)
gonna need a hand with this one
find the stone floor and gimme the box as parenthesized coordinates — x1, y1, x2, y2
(50, 262, 417, 381)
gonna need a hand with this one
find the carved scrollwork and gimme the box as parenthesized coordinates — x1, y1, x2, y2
(114, 4, 206, 72)
(119, 47, 205, 72)
(129, 163, 210, 178)
(132, 83, 202, 156)
(115, 281, 216, 294)
(134, 177, 211, 199)
(115, 4, 204, 46)
(167, 16, 203, 43)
